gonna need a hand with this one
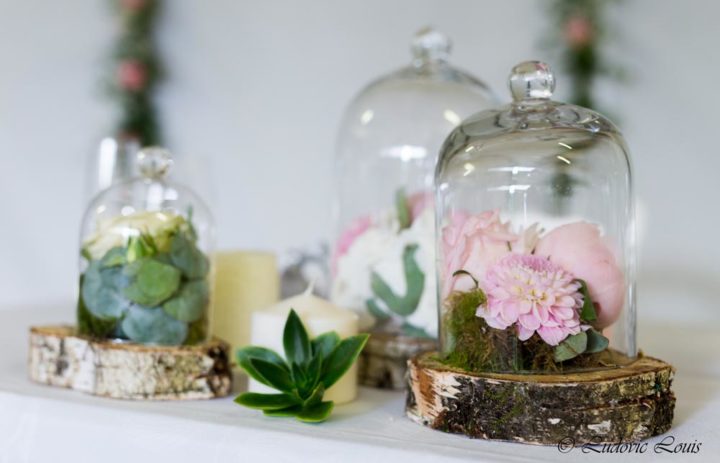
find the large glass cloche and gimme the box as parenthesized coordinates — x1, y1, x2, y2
(331, 27, 496, 341)
(436, 61, 635, 373)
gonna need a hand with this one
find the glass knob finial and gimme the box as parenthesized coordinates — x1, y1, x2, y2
(509, 61, 556, 101)
(411, 26, 451, 63)
(137, 146, 173, 179)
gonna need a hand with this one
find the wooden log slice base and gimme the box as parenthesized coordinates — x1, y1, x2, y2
(358, 332, 437, 390)
(29, 325, 232, 400)
(406, 351, 675, 445)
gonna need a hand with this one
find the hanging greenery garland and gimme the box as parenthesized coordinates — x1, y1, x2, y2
(543, 0, 626, 110)
(107, 0, 163, 145)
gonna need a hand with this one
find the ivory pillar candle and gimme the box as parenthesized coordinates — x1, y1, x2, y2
(211, 250, 279, 353)
(250, 286, 360, 404)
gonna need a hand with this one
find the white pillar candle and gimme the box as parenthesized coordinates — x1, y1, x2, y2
(211, 250, 280, 354)
(249, 285, 360, 404)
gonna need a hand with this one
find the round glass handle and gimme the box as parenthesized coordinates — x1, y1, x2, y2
(137, 146, 173, 180)
(509, 61, 556, 101)
(411, 26, 452, 63)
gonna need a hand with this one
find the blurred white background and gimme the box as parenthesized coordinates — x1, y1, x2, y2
(0, 0, 718, 325)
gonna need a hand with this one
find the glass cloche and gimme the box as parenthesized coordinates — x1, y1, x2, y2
(436, 61, 635, 373)
(77, 147, 214, 346)
(331, 27, 496, 340)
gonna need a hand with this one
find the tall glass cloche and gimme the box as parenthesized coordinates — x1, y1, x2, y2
(436, 61, 635, 373)
(331, 27, 496, 341)
(78, 147, 214, 346)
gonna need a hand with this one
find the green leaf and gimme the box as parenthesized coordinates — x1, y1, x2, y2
(365, 299, 391, 321)
(237, 347, 289, 387)
(123, 258, 181, 307)
(291, 362, 310, 396)
(585, 329, 610, 353)
(303, 353, 323, 397)
(303, 383, 325, 407)
(576, 279, 598, 322)
(162, 280, 208, 322)
(127, 234, 157, 262)
(553, 331, 588, 362)
(297, 401, 334, 423)
(395, 188, 411, 230)
(100, 247, 127, 268)
(120, 305, 188, 345)
(283, 309, 311, 367)
(249, 358, 295, 393)
(263, 405, 303, 418)
(76, 275, 119, 337)
(321, 334, 369, 389)
(311, 332, 340, 360)
(369, 244, 424, 317)
(169, 232, 209, 279)
(234, 393, 300, 410)
(81, 261, 131, 320)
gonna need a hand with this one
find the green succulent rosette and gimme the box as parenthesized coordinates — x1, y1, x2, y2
(77, 211, 210, 346)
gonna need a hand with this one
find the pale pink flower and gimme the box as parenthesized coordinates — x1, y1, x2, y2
(441, 210, 517, 298)
(407, 191, 433, 222)
(332, 215, 372, 274)
(121, 0, 147, 12)
(117, 59, 147, 92)
(478, 254, 585, 346)
(535, 222, 624, 328)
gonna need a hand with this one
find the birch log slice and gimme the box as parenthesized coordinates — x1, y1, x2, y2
(358, 332, 437, 389)
(29, 325, 232, 400)
(406, 351, 675, 445)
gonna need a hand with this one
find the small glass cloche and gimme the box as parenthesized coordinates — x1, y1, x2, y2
(78, 147, 214, 346)
(331, 27, 496, 341)
(436, 61, 635, 373)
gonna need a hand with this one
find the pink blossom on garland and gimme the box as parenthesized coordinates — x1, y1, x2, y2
(117, 59, 147, 92)
(564, 15, 594, 49)
(478, 254, 585, 346)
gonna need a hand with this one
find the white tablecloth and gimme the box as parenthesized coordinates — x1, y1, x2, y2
(0, 304, 718, 463)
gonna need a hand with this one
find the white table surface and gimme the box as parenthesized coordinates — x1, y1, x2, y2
(0, 304, 718, 463)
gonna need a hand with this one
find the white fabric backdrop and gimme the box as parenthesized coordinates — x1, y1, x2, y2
(0, 0, 718, 325)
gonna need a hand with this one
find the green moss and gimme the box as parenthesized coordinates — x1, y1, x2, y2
(440, 290, 615, 374)
(185, 316, 208, 345)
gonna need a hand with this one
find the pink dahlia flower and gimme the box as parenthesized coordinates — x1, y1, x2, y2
(441, 210, 517, 298)
(478, 254, 585, 346)
(535, 222, 624, 329)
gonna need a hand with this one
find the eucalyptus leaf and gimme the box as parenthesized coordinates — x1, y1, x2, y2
(297, 401, 334, 423)
(237, 347, 289, 388)
(283, 309, 311, 367)
(576, 279, 598, 322)
(169, 232, 209, 279)
(121, 305, 188, 345)
(249, 358, 296, 393)
(365, 299, 390, 321)
(585, 328, 610, 353)
(81, 261, 131, 320)
(77, 275, 119, 337)
(553, 331, 588, 362)
(123, 258, 181, 307)
(369, 244, 424, 317)
(311, 332, 340, 360)
(234, 393, 300, 410)
(321, 334, 370, 389)
(162, 280, 208, 322)
(100, 247, 127, 268)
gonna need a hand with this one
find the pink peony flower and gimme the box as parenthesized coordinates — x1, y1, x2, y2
(117, 59, 147, 92)
(441, 210, 517, 298)
(479, 254, 585, 346)
(535, 222, 624, 328)
(407, 191, 433, 222)
(332, 215, 372, 274)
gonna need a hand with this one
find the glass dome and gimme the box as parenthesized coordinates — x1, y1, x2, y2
(331, 27, 496, 340)
(77, 147, 214, 346)
(436, 61, 635, 373)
